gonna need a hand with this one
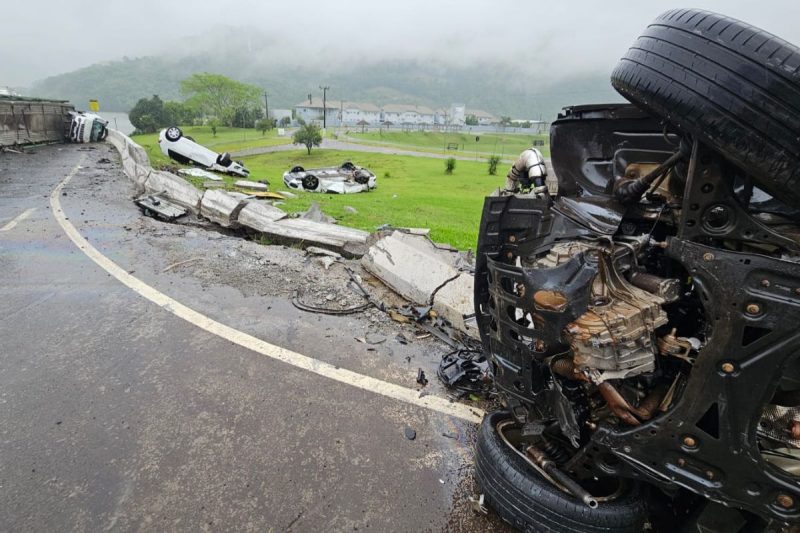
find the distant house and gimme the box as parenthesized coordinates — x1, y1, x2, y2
(466, 109, 498, 126)
(381, 104, 436, 126)
(294, 99, 383, 126)
(341, 102, 381, 125)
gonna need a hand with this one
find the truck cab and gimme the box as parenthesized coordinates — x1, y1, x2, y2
(68, 111, 109, 143)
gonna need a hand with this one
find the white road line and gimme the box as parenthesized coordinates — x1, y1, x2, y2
(1, 207, 37, 232)
(50, 160, 484, 424)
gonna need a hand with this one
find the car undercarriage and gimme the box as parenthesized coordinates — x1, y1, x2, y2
(472, 9, 800, 530)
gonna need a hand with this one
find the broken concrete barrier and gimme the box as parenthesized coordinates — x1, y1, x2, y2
(361, 231, 477, 336)
(144, 170, 203, 212)
(200, 189, 249, 228)
(237, 202, 288, 230)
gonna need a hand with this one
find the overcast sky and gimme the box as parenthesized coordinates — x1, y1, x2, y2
(5, 0, 800, 87)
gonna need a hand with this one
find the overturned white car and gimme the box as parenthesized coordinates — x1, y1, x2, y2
(68, 111, 108, 143)
(283, 161, 376, 194)
(158, 126, 249, 177)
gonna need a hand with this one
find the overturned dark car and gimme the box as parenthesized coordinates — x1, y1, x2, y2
(473, 9, 800, 532)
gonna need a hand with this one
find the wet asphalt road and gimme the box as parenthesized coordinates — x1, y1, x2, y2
(0, 144, 509, 532)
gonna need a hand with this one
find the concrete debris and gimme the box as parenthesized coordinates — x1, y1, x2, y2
(200, 189, 248, 228)
(365, 332, 386, 345)
(178, 168, 223, 180)
(134, 193, 187, 221)
(316, 256, 336, 270)
(234, 180, 268, 190)
(144, 170, 203, 212)
(235, 202, 287, 230)
(306, 246, 342, 259)
(301, 202, 337, 224)
(279, 190, 298, 199)
(362, 231, 477, 337)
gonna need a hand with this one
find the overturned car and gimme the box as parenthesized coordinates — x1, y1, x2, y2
(283, 161, 376, 194)
(158, 126, 249, 177)
(474, 9, 800, 531)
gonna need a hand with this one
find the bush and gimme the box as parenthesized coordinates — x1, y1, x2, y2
(293, 123, 323, 154)
(487, 155, 501, 175)
(445, 157, 456, 175)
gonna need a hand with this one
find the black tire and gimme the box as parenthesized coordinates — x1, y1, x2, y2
(354, 170, 371, 184)
(475, 411, 646, 533)
(290, 165, 304, 173)
(341, 161, 356, 171)
(301, 174, 319, 190)
(217, 152, 232, 166)
(164, 126, 182, 142)
(611, 9, 800, 206)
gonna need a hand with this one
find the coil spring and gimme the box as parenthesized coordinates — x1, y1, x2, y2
(540, 437, 570, 465)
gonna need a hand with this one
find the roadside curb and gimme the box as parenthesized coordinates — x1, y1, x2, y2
(105, 129, 369, 257)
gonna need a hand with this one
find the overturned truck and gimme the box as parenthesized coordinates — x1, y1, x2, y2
(474, 9, 800, 532)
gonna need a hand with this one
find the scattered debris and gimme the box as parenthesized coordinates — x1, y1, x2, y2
(235, 190, 286, 200)
(404, 427, 417, 441)
(178, 168, 223, 181)
(316, 256, 337, 270)
(416, 368, 428, 386)
(395, 333, 410, 345)
(389, 310, 411, 324)
(437, 350, 491, 398)
(468, 494, 488, 515)
(300, 202, 337, 224)
(306, 246, 342, 259)
(362, 231, 477, 337)
(234, 180, 268, 190)
(365, 332, 386, 345)
(162, 257, 204, 273)
(134, 192, 188, 221)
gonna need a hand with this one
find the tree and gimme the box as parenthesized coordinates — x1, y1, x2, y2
(180, 73, 262, 127)
(499, 116, 513, 127)
(208, 118, 220, 137)
(129, 95, 166, 133)
(279, 116, 291, 127)
(293, 123, 322, 154)
(487, 155, 501, 175)
(445, 157, 456, 175)
(163, 100, 197, 126)
(256, 118, 275, 135)
(465, 114, 479, 126)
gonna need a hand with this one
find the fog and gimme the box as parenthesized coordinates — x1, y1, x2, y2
(5, 0, 800, 87)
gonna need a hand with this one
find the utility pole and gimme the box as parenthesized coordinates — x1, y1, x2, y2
(319, 85, 330, 129)
(263, 91, 269, 122)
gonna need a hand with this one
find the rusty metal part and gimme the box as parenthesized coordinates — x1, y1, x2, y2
(551, 357, 577, 379)
(746, 303, 762, 315)
(629, 272, 681, 303)
(636, 384, 669, 420)
(721, 362, 735, 374)
(533, 290, 568, 312)
(597, 382, 642, 426)
(777, 494, 795, 509)
(525, 445, 599, 508)
(657, 328, 695, 362)
(683, 435, 698, 448)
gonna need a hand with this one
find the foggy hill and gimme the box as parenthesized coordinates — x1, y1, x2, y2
(29, 28, 623, 120)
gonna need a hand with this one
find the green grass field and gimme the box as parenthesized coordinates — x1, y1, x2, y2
(132, 127, 512, 250)
(345, 130, 549, 158)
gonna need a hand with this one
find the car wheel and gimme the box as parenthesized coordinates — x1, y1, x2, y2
(301, 174, 319, 191)
(475, 411, 647, 533)
(217, 152, 232, 166)
(341, 161, 356, 171)
(290, 166, 304, 173)
(165, 126, 183, 142)
(611, 8, 800, 206)
(354, 170, 371, 184)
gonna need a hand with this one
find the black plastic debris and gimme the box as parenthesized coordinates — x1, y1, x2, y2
(437, 349, 490, 398)
(416, 368, 428, 386)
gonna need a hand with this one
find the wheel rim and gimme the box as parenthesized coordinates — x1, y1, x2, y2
(167, 127, 180, 139)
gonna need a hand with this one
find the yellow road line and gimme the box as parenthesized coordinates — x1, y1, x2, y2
(50, 160, 484, 424)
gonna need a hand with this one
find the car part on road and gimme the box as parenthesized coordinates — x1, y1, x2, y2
(134, 192, 187, 221)
(437, 350, 490, 398)
(475, 412, 646, 532)
(611, 8, 800, 207)
(283, 161, 376, 194)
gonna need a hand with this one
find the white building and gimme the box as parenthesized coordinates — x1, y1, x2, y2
(295, 98, 342, 126)
(380, 104, 436, 126)
(450, 104, 466, 126)
(341, 102, 381, 125)
(466, 109, 498, 126)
